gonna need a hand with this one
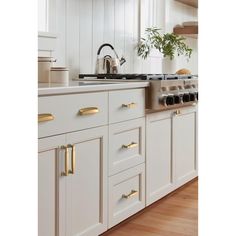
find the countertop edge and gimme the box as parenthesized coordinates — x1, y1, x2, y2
(38, 81, 150, 96)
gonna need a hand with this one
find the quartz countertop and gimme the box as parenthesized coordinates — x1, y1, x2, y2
(38, 80, 149, 96)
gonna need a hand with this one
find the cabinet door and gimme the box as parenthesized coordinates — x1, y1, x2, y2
(146, 112, 174, 206)
(59, 126, 108, 236)
(38, 135, 66, 236)
(173, 108, 197, 188)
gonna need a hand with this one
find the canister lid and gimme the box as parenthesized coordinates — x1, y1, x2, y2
(38, 57, 55, 62)
(50, 67, 69, 71)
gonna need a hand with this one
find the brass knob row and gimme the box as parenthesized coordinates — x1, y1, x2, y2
(61, 144, 76, 176)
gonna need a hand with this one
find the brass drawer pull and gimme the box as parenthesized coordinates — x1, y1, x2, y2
(67, 144, 76, 175)
(79, 107, 99, 116)
(122, 102, 136, 108)
(61, 146, 69, 176)
(122, 190, 138, 199)
(38, 113, 54, 123)
(174, 110, 181, 116)
(122, 142, 138, 149)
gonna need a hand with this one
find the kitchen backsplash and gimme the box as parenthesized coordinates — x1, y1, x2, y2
(42, 0, 198, 78)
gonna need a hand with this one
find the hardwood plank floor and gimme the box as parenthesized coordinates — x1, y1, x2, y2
(101, 179, 198, 236)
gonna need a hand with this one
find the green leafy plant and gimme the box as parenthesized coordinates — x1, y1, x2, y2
(137, 27, 192, 60)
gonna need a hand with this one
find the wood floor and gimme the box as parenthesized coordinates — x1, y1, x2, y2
(101, 179, 198, 236)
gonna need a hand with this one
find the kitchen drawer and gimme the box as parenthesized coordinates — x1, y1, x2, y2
(38, 92, 108, 138)
(108, 164, 145, 228)
(109, 118, 145, 176)
(109, 89, 145, 124)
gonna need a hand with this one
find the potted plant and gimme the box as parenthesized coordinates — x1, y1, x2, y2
(137, 27, 193, 73)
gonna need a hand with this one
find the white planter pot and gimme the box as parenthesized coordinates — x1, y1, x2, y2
(162, 58, 177, 74)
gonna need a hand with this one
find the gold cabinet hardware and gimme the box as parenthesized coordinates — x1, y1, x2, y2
(122, 102, 137, 108)
(79, 107, 99, 116)
(122, 190, 138, 199)
(122, 142, 138, 149)
(67, 144, 76, 175)
(38, 113, 54, 123)
(174, 110, 181, 116)
(61, 146, 69, 176)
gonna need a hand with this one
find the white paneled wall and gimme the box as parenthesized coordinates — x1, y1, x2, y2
(165, 0, 198, 74)
(49, 0, 198, 78)
(51, 0, 165, 78)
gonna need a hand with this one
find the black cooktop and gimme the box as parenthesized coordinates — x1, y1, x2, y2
(78, 73, 193, 80)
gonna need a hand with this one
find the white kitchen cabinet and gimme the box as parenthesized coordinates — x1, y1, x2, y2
(38, 87, 148, 236)
(38, 126, 108, 236)
(108, 164, 145, 228)
(146, 106, 198, 206)
(146, 111, 174, 206)
(38, 135, 66, 236)
(109, 88, 145, 124)
(38, 92, 108, 138)
(173, 107, 198, 188)
(58, 126, 108, 236)
(108, 118, 145, 176)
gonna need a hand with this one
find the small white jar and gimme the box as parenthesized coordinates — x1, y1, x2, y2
(38, 57, 55, 83)
(50, 67, 69, 85)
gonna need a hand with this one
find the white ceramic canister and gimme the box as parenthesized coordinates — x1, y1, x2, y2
(50, 67, 69, 85)
(38, 57, 55, 83)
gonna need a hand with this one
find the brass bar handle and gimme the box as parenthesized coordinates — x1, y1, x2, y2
(122, 190, 138, 199)
(122, 142, 138, 149)
(122, 102, 137, 108)
(61, 146, 69, 176)
(68, 144, 76, 175)
(174, 110, 181, 116)
(38, 113, 54, 123)
(79, 107, 99, 116)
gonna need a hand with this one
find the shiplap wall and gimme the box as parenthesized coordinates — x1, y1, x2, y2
(52, 0, 165, 79)
(47, 0, 197, 78)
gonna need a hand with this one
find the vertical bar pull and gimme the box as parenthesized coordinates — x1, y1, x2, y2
(68, 144, 76, 175)
(61, 146, 69, 176)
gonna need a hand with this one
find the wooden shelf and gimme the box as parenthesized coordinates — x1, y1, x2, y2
(173, 25, 198, 38)
(175, 0, 198, 8)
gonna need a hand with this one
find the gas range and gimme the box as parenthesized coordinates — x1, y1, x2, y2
(78, 73, 193, 80)
(78, 73, 198, 111)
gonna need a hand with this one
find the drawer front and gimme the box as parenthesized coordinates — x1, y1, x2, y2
(109, 118, 145, 176)
(38, 92, 108, 138)
(109, 89, 145, 124)
(108, 164, 145, 228)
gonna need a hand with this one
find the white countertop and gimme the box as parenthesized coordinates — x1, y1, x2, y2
(38, 80, 149, 96)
